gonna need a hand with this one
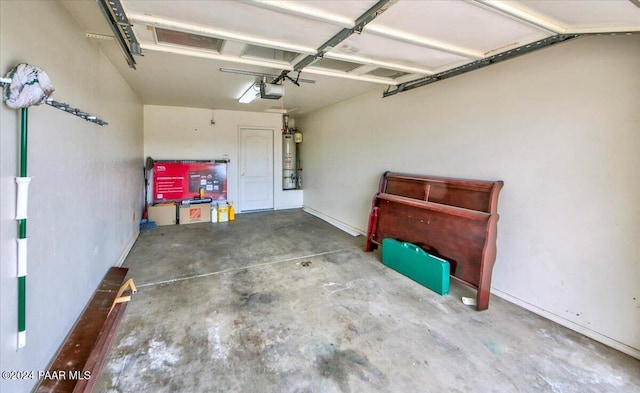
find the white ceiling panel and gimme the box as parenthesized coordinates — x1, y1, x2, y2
(244, 0, 379, 27)
(499, 0, 640, 32)
(332, 32, 470, 70)
(123, 0, 339, 50)
(366, 0, 551, 54)
(287, 0, 379, 20)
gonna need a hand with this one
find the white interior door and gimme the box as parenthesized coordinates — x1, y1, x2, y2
(239, 127, 274, 212)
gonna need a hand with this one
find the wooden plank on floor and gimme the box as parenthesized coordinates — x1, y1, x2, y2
(35, 267, 129, 393)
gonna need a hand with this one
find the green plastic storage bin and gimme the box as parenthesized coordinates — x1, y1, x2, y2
(382, 238, 450, 295)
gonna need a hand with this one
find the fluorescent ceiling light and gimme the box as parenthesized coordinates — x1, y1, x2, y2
(239, 83, 259, 103)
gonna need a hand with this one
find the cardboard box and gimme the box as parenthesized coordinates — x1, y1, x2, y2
(179, 204, 211, 225)
(148, 203, 177, 226)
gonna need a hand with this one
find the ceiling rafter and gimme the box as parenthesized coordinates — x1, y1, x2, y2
(128, 13, 317, 55)
(470, 0, 565, 34)
(241, 0, 354, 29)
(140, 42, 296, 71)
(363, 25, 484, 60)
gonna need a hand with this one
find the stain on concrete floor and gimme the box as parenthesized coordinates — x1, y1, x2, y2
(316, 348, 388, 393)
(96, 209, 640, 393)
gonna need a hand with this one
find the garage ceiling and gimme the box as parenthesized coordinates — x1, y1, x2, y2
(63, 0, 640, 115)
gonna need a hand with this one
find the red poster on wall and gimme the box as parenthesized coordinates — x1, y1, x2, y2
(153, 160, 227, 202)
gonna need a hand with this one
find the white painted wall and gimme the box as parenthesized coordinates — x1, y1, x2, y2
(0, 2, 143, 392)
(144, 106, 303, 211)
(297, 35, 640, 358)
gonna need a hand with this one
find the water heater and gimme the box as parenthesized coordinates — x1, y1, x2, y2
(283, 133, 296, 190)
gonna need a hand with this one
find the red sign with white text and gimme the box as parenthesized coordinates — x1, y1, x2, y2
(153, 160, 227, 202)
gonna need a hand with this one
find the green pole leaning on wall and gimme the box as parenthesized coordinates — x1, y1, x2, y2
(17, 107, 28, 348)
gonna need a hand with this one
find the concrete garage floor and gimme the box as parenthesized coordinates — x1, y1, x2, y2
(97, 209, 640, 393)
